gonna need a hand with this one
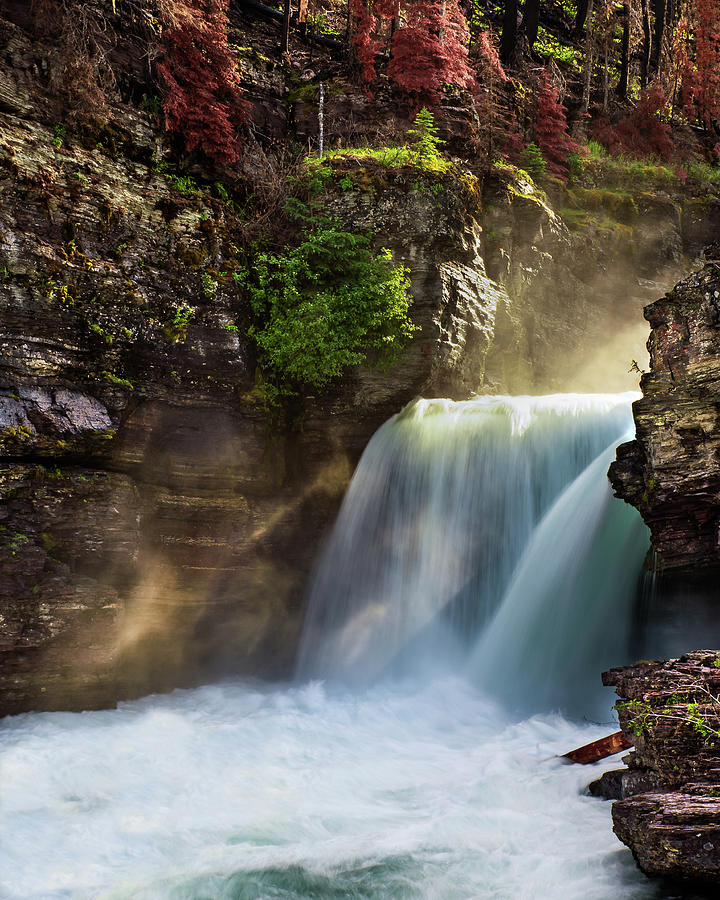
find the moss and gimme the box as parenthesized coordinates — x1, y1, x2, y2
(176, 244, 208, 267)
(558, 207, 590, 230)
(102, 371, 134, 390)
(40, 532, 56, 552)
(566, 186, 639, 223)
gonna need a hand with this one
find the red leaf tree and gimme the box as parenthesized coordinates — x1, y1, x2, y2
(693, 0, 720, 130)
(157, 0, 248, 164)
(533, 69, 577, 180)
(349, 0, 383, 87)
(472, 28, 522, 165)
(387, 0, 475, 107)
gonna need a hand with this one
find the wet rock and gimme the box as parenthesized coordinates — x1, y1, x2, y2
(602, 652, 720, 886)
(609, 259, 720, 570)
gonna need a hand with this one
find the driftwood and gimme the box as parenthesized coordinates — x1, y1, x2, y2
(560, 731, 631, 764)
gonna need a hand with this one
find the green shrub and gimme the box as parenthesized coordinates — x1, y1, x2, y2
(408, 108, 445, 168)
(519, 142, 547, 180)
(246, 220, 417, 391)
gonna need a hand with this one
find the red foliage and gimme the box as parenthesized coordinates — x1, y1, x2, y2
(501, 110, 527, 163)
(388, 0, 475, 107)
(471, 29, 522, 164)
(694, 0, 720, 129)
(533, 69, 577, 180)
(475, 28, 508, 84)
(605, 85, 674, 160)
(157, 0, 248, 164)
(350, 0, 383, 87)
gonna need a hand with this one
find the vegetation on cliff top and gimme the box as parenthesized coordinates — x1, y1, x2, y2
(241, 213, 416, 393)
(10, 0, 720, 397)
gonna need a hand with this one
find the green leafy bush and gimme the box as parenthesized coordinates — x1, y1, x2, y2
(245, 220, 417, 391)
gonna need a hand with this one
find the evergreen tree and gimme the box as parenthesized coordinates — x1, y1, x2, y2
(388, 0, 475, 106)
(533, 69, 577, 180)
(694, 0, 720, 130)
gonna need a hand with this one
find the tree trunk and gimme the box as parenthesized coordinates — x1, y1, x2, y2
(501, 0, 518, 64)
(617, 2, 630, 99)
(603, 44, 609, 111)
(522, 0, 541, 50)
(575, 0, 590, 35)
(650, 0, 665, 73)
(281, 0, 291, 54)
(579, 0, 595, 120)
(640, 0, 651, 87)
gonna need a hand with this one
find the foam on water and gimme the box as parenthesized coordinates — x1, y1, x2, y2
(0, 679, 670, 900)
(1, 392, 675, 899)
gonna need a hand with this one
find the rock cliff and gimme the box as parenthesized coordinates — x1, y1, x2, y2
(1, 4, 718, 714)
(595, 652, 720, 886)
(609, 254, 720, 571)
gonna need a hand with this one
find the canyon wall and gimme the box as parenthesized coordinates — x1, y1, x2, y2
(610, 253, 720, 574)
(1, 7, 717, 714)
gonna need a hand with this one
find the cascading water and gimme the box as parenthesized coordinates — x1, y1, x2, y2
(297, 392, 646, 706)
(2, 391, 694, 900)
(469, 436, 649, 718)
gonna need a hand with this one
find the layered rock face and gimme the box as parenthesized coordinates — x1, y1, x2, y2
(597, 653, 720, 886)
(0, 5, 717, 714)
(0, 10, 506, 713)
(609, 255, 720, 570)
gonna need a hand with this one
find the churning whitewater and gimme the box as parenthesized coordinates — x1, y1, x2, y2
(0, 393, 680, 899)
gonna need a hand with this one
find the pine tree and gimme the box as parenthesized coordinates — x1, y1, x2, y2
(472, 28, 520, 165)
(694, 0, 720, 130)
(349, 0, 383, 87)
(156, 0, 248, 164)
(610, 84, 674, 159)
(533, 69, 577, 180)
(387, 0, 475, 107)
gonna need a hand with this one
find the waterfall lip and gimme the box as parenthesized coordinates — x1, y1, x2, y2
(399, 392, 641, 435)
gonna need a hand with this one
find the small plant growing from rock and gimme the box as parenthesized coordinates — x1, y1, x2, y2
(408, 108, 444, 167)
(616, 679, 720, 748)
(201, 273, 218, 299)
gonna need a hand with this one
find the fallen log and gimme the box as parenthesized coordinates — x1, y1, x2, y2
(560, 731, 631, 764)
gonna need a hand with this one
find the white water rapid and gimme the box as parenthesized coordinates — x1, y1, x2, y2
(2, 392, 691, 900)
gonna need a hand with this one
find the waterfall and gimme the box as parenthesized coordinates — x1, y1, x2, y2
(297, 392, 646, 709)
(1, 393, 675, 900)
(468, 436, 649, 718)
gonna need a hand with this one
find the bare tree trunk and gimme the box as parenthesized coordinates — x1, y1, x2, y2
(640, 0, 651, 87)
(603, 44, 609, 111)
(281, 0, 291, 54)
(617, 2, 630, 99)
(522, 0, 541, 50)
(575, 0, 590, 34)
(501, 0, 518, 64)
(650, 0, 665, 74)
(579, 0, 595, 120)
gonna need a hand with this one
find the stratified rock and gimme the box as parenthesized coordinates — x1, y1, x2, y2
(602, 652, 720, 886)
(609, 257, 720, 570)
(0, 2, 718, 715)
